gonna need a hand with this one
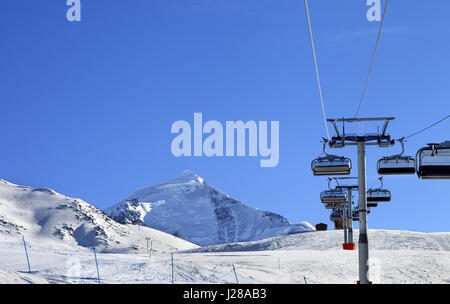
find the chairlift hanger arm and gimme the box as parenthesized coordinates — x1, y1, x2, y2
(381, 120, 390, 136)
(329, 120, 342, 138)
(378, 177, 384, 188)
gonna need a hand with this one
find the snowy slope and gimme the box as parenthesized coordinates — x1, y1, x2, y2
(1, 229, 448, 284)
(181, 229, 450, 253)
(0, 269, 49, 284)
(105, 170, 314, 246)
(0, 179, 198, 253)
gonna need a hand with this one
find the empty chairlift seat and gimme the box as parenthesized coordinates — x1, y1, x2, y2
(377, 156, 416, 175)
(325, 203, 344, 209)
(320, 189, 347, 204)
(416, 141, 450, 179)
(312, 155, 352, 176)
(366, 189, 391, 202)
(330, 209, 343, 221)
(378, 140, 416, 175)
(366, 177, 391, 203)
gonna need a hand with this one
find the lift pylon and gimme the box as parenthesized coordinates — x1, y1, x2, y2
(326, 117, 395, 284)
(336, 187, 358, 250)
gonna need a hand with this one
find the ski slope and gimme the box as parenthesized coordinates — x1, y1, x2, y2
(0, 178, 198, 254)
(0, 269, 49, 284)
(1, 229, 449, 284)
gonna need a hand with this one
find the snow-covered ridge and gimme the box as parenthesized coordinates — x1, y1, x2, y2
(181, 229, 450, 253)
(0, 179, 198, 253)
(105, 170, 314, 246)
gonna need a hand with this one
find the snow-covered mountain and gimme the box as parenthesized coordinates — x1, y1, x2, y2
(105, 170, 314, 246)
(0, 179, 198, 253)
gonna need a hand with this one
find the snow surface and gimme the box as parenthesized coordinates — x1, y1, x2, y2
(0, 269, 49, 284)
(105, 170, 314, 246)
(0, 229, 449, 284)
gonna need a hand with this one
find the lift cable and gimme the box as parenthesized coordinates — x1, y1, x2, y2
(354, 0, 390, 118)
(304, 0, 330, 141)
(399, 115, 450, 141)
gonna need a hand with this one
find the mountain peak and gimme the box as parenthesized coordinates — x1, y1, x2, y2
(170, 170, 204, 184)
(180, 169, 200, 179)
(106, 171, 314, 246)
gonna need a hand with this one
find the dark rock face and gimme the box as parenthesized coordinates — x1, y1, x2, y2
(111, 199, 144, 225)
(210, 188, 239, 244)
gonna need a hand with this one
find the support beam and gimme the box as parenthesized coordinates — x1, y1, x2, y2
(347, 188, 354, 244)
(343, 203, 348, 244)
(357, 141, 370, 284)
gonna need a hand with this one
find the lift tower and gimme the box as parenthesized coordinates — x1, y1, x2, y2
(332, 177, 359, 248)
(327, 117, 395, 284)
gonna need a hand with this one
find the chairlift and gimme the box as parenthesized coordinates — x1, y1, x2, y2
(367, 189, 391, 202)
(377, 140, 416, 175)
(330, 209, 343, 221)
(312, 141, 352, 176)
(320, 189, 347, 204)
(324, 202, 344, 210)
(366, 177, 391, 202)
(416, 141, 450, 179)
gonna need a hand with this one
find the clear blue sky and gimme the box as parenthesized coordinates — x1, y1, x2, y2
(0, 1, 448, 232)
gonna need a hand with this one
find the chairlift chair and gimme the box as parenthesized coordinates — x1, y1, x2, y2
(378, 156, 415, 175)
(416, 141, 450, 179)
(377, 140, 416, 175)
(366, 189, 391, 202)
(366, 177, 391, 202)
(320, 189, 347, 204)
(325, 202, 345, 210)
(312, 141, 352, 176)
(330, 209, 343, 221)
